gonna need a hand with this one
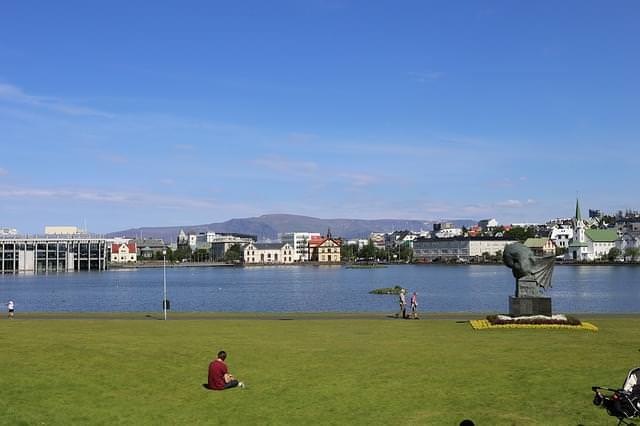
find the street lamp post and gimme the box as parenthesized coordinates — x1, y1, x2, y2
(162, 248, 167, 320)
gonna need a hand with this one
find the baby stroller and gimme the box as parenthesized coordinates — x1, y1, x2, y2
(593, 368, 640, 425)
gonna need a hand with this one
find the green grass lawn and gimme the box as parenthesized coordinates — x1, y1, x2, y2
(1, 315, 639, 425)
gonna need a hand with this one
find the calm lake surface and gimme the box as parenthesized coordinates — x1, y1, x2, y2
(1, 265, 639, 313)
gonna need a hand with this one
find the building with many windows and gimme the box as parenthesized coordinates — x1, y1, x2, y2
(281, 232, 321, 262)
(413, 237, 517, 261)
(308, 234, 342, 263)
(243, 242, 294, 264)
(0, 234, 110, 273)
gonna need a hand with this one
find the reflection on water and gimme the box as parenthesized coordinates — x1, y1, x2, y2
(0, 265, 639, 313)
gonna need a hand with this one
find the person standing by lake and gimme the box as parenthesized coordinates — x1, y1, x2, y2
(398, 289, 406, 318)
(410, 292, 418, 319)
(7, 300, 14, 319)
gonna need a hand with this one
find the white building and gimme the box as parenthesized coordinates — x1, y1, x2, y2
(281, 232, 321, 262)
(549, 225, 573, 249)
(616, 234, 640, 256)
(567, 199, 618, 261)
(369, 233, 386, 249)
(413, 237, 517, 261)
(0, 234, 110, 273)
(244, 242, 295, 264)
(434, 228, 463, 239)
(0, 228, 18, 236)
(478, 218, 499, 230)
(110, 241, 137, 263)
(346, 239, 369, 250)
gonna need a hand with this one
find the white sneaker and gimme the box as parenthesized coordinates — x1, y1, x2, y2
(239, 382, 246, 389)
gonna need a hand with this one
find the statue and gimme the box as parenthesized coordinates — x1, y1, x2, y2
(502, 242, 555, 315)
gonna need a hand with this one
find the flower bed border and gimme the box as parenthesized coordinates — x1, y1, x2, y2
(469, 319, 598, 332)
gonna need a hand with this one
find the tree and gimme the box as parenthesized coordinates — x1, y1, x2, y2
(399, 245, 413, 262)
(607, 247, 622, 262)
(341, 244, 357, 262)
(223, 244, 243, 263)
(625, 247, 640, 262)
(504, 226, 537, 242)
(171, 247, 191, 262)
(358, 240, 377, 261)
(192, 248, 210, 262)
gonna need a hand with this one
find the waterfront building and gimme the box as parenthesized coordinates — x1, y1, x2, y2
(0, 234, 110, 273)
(567, 199, 618, 261)
(308, 232, 342, 263)
(616, 234, 640, 256)
(210, 234, 256, 261)
(524, 238, 556, 256)
(135, 238, 166, 259)
(413, 237, 517, 261)
(281, 232, 321, 262)
(111, 241, 137, 263)
(243, 242, 294, 264)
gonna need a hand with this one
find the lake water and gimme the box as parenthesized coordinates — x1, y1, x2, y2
(0, 265, 639, 313)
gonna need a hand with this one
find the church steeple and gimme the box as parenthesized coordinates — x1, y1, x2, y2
(575, 198, 582, 222)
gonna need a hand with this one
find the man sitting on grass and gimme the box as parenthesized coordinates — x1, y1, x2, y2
(207, 350, 245, 390)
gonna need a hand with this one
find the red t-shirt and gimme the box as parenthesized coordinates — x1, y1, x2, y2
(208, 360, 228, 390)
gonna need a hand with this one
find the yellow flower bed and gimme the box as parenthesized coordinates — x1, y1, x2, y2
(469, 319, 598, 332)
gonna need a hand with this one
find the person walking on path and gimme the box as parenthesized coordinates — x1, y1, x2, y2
(410, 292, 418, 319)
(398, 289, 407, 319)
(207, 350, 245, 390)
(7, 300, 14, 319)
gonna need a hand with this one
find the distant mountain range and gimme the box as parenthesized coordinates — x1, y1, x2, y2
(107, 214, 476, 242)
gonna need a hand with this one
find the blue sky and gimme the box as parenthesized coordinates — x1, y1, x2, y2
(1, 1, 638, 233)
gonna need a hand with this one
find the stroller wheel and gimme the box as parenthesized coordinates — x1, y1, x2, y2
(593, 392, 603, 406)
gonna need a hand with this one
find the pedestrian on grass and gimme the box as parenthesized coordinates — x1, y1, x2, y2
(398, 288, 407, 319)
(7, 300, 14, 319)
(207, 350, 246, 390)
(410, 292, 418, 319)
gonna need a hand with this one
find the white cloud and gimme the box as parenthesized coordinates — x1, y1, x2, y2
(496, 199, 537, 209)
(0, 83, 113, 118)
(0, 186, 219, 210)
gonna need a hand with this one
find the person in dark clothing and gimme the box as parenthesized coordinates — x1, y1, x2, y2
(207, 350, 245, 390)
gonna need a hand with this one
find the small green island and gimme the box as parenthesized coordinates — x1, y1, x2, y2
(369, 285, 405, 295)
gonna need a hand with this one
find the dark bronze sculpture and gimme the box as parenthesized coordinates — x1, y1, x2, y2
(503, 242, 555, 315)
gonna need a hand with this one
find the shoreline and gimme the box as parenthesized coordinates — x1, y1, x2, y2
(5, 311, 640, 320)
(108, 261, 640, 270)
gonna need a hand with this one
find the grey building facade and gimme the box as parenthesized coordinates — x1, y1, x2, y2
(0, 235, 110, 273)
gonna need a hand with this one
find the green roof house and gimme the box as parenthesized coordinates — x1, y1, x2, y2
(567, 198, 619, 261)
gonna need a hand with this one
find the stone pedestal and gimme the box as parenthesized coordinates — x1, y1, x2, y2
(509, 296, 552, 316)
